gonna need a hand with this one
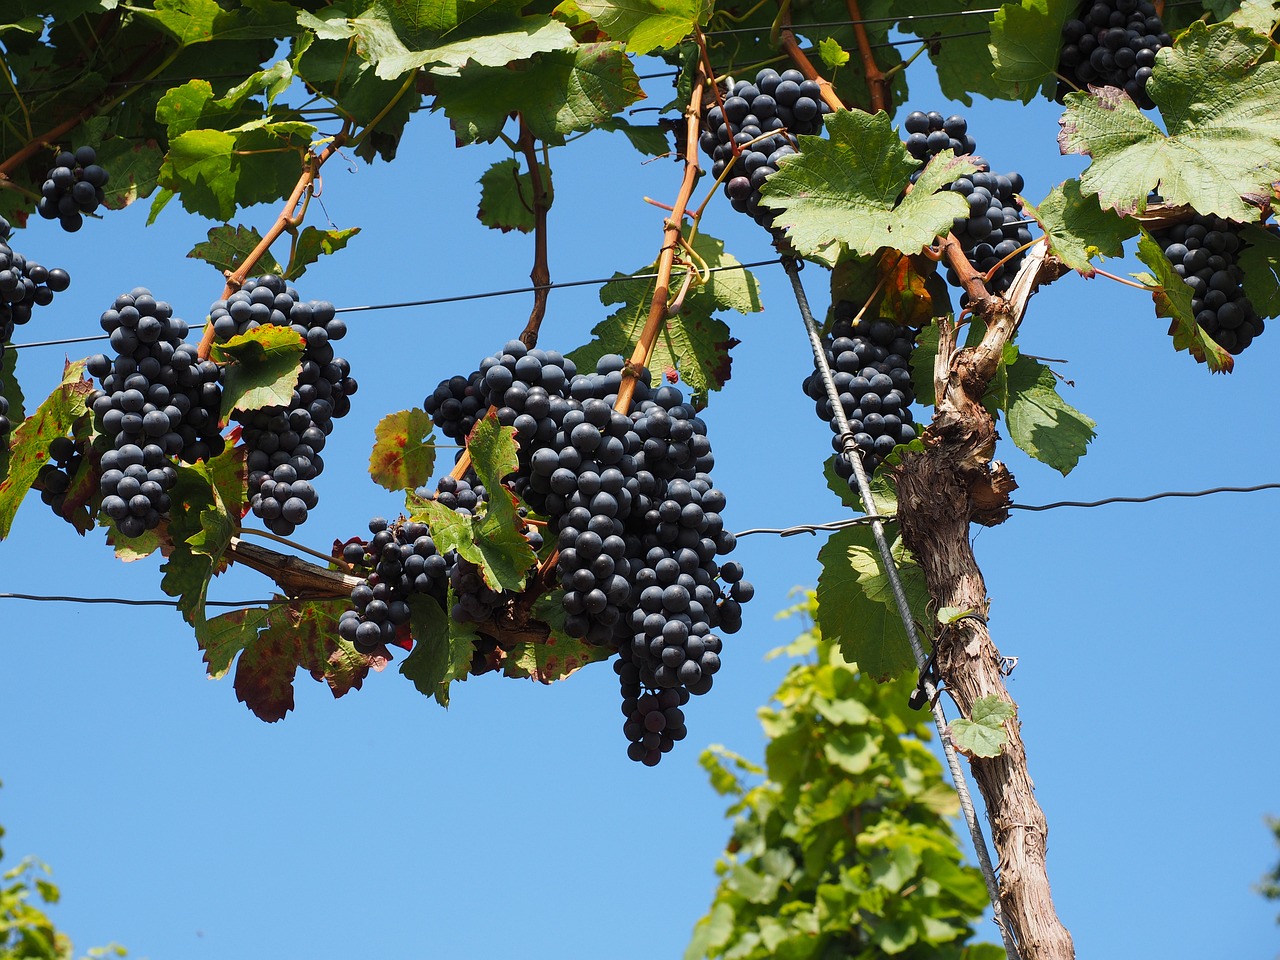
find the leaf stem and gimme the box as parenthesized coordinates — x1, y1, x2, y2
(1092, 268, 1159, 291)
(517, 114, 552, 349)
(0, 49, 33, 141)
(984, 237, 1046, 282)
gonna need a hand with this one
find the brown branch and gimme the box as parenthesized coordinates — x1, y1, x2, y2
(196, 128, 351, 360)
(615, 49, 708, 414)
(517, 115, 552, 349)
(894, 246, 1075, 960)
(777, 4, 845, 112)
(845, 0, 889, 112)
(226, 537, 362, 598)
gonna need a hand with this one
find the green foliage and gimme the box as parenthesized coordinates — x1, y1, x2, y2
(1002, 353, 1096, 475)
(477, 158, 554, 233)
(1133, 229, 1234, 372)
(949, 696, 1015, 759)
(687, 595, 997, 960)
(1058, 21, 1280, 221)
(989, 0, 1077, 98)
(210, 325, 306, 417)
(761, 111, 980, 262)
(1021, 180, 1137, 274)
(1258, 816, 1280, 922)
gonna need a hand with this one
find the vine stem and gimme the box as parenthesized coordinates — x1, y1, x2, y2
(613, 46, 708, 414)
(196, 123, 353, 361)
(237, 526, 355, 572)
(845, 0, 889, 112)
(1092, 267, 1159, 291)
(776, 1, 846, 112)
(517, 114, 552, 349)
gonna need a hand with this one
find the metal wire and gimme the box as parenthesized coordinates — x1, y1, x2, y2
(1007, 482, 1280, 512)
(7, 259, 783, 352)
(0, 592, 345, 607)
(781, 256, 1021, 960)
(706, 9, 1001, 35)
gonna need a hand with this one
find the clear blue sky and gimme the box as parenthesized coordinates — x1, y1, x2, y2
(1, 43, 1277, 960)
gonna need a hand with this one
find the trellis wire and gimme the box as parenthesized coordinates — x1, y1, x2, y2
(781, 255, 1022, 960)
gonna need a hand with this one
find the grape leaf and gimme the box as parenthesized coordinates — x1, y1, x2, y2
(896, 0, 1009, 105)
(568, 231, 758, 406)
(476, 157, 554, 233)
(211, 324, 305, 418)
(1132, 228, 1234, 372)
(369, 408, 436, 493)
(187, 224, 285, 277)
(502, 593, 611, 681)
(160, 452, 243, 624)
(52, 438, 99, 536)
(198, 599, 384, 723)
(0, 360, 93, 540)
(1229, 0, 1280, 37)
(911, 323, 940, 408)
(563, 0, 706, 53)
(401, 592, 477, 707)
(283, 226, 361, 279)
(1002, 355, 1096, 474)
(1020, 179, 1137, 274)
(98, 137, 165, 210)
(760, 110, 980, 260)
(1240, 224, 1280, 319)
(818, 37, 850, 69)
(815, 525, 929, 682)
(598, 116, 672, 157)
(134, 0, 299, 47)
(949, 695, 1015, 758)
(155, 119, 316, 221)
(1058, 22, 1280, 220)
(0, 346, 27, 482)
(989, 0, 1076, 91)
(433, 42, 643, 145)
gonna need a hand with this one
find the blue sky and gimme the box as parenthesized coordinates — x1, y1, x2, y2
(1, 41, 1278, 960)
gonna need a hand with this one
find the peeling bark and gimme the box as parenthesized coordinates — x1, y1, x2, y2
(892, 247, 1075, 960)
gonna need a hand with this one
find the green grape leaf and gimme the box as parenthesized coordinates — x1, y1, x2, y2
(187, 224, 285, 277)
(98, 137, 165, 210)
(401, 592, 477, 707)
(0, 360, 93, 540)
(561, 0, 705, 53)
(134, 0, 299, 47)
(1133, 228, 1234, 372)
(818, 37, 850, 69)
(369, 408, 436, 493)
(1229, 0, 1280, 36)
(1002, 355, 1096, 474)
(155, 119, 315, 221)
(159, 457, 235, 625)
(568, 231, 757, 406)
(1058, 22, 1280, 220)
(949, 695, 1015, 758)
(466, 412, 520, 489)
(0, 346, 27, 482)
(1240, 224, 1280, 319)
(284, 226, 361, 279)
(912, 322, 940, 408)
(105, 519, 164, 562)
(476, 157, 554, 233)
(989, 0, 1076, 88)
(823, 455, 860, 509)
(898, 1, 1010, 105)
(1021, 179, 1137, 274)
(211, 324, 305, 417)
(198, 599, 384, 723)
(598, 116, 672, 157)
(502, 592, 612, 681)
(815, 525, 928, 681)
(760, 110, 979, 260)
(410, 473, 533, 594)
(433, 42, 643, 145)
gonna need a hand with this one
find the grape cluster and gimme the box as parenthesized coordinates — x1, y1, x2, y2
(36, 436, 86, 517)
(423, 370, 486, 444)
(0, 216, 71, 444)
(37, 147, 109, 232)
(339, 516, 448, 652)
(804, 306, 918, 477)
(211, 276, 357, 535)
(1056, 0, 1171, 110)
(903, 111, 1033, 297)
(86, 289, 223, 537)
(699, 68, 830, 230)
(1153, 214, 1264, 355)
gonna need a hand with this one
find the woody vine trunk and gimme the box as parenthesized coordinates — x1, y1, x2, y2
(892, 247, 1075, 960)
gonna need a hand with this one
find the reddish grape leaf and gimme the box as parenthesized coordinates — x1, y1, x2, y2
(369, 408, 436, 493)
(187, 224, 285, 277)
(210, 324, 305, 418)
(198, 599, 384, 723)
(0, 360, 94, 540)
(502, 592, 611, 682)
